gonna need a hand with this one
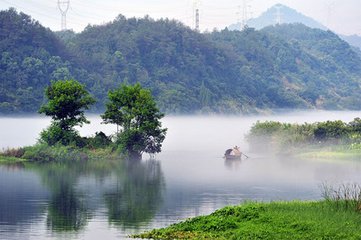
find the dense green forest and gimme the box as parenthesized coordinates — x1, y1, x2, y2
(1, 8, 361, 114)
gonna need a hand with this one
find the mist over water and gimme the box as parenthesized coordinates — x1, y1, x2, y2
(0, 110, 361, 239)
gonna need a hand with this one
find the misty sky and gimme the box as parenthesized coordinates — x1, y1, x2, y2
(0, 0, 360, 35)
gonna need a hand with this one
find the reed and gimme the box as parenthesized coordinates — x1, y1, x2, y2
(321, 182, 361, 211)
(0, 147, 25, 158)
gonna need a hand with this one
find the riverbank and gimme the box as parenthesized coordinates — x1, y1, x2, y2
(0, 144, 121, 164)
(297, 148, 361, 160)
(133, 201, 361, 239)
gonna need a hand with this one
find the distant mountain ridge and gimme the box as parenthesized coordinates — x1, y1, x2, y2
(340, 34, 361, 50)
(229, 4, 326, 31)
(1, 8, 361, 114)
(229, 3, 361, 50)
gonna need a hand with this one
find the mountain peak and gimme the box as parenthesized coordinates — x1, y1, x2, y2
(229, 3, 326, 31)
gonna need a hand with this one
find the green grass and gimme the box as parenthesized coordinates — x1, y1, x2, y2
(0, 144, 120, 164)
(297, 149, 361, 160)
(133, 201, 361, 239)
(0, 155, 26, 163)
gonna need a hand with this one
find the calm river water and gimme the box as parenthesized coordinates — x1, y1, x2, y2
(0, 111, 361, 239)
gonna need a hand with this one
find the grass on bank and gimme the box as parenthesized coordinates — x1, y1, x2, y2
(297, 148, 361, 159)
(0, 144, 120, 163)
(133, 201, 361, 240)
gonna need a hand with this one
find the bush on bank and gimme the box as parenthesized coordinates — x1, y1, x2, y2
(247, 118, 361, 153)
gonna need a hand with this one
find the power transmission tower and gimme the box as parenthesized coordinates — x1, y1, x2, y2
(237, 0, 252, 30)
(57, 0, 70, 31)
(275, 4, 282, 25)
(325, 1, 335, 28)
(193, 0, 200, 31)
(195, 9, 200, 31)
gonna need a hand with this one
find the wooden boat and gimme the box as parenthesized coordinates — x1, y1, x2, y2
(224, 148, 242, 160)
(224, 154, 241, 160)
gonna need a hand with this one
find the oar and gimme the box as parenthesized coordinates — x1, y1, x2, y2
(242, 153, 250, 158)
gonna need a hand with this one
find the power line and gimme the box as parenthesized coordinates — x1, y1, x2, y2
(0, 0, 59, 21)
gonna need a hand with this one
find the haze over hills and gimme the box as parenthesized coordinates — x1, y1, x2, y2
(229, 3, 361, 50)
(340, 35, 361, 51)
(229, 4, 327, 31)
(1, 8, 361, 114)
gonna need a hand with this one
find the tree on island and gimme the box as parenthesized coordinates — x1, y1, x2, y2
(102, 83, 167, 159)
(39, 79, 96, 145)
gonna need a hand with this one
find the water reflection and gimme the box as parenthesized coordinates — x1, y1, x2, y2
(105, 159, 165, 229)
(19, 158, 165, 233)
(37, 163, 90, 232)
(224, 158, 242, 170)
(0, 164, 47, 226)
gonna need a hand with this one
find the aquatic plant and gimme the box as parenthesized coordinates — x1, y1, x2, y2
(321, 183, 361, 211)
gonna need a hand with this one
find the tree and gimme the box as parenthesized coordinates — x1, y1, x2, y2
(39, 79, 95, 145)
(102, 83, 167, 159)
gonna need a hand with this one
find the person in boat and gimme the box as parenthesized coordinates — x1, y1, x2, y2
(224, 146, 242, 158)
(232, 146, 242, 157)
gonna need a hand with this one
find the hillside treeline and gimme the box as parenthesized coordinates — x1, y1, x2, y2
(1, 8, 361, 114)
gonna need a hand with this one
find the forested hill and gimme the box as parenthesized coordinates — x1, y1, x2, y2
(1, 9, 361, 114)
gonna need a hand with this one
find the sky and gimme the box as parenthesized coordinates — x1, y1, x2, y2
(0, 0, 360, 36)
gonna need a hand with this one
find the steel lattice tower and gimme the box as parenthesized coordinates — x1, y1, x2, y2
(57, 0, 70, 30)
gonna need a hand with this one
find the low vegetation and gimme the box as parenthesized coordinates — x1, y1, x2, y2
(134, 183, 361, 239)
(133, 201, 361, 239)
(246, 118, 361, 157)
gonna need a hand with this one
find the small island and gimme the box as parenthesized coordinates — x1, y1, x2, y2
(0, 79, 167, 163)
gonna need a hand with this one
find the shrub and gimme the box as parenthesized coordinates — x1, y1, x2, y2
(313, 120, 349, 141)
(247, 118, 361, 152)
(39, 123, 81, 146)
(0, 147, 25, 158)
(86, 131, 112, 149)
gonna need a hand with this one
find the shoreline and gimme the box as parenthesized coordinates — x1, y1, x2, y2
(133, 200, 361, 239)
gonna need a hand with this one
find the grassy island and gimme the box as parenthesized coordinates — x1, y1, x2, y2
(134, 200, 361, 239)
(246, 118, 361, 159)
(0, 81, 167, 163)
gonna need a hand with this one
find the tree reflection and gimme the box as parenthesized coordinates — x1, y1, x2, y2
(104, 159, 165, 229)
(29, 157, 164, 232)
(38, 164, 89, 232)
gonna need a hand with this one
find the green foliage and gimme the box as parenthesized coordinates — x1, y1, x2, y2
(0, 9, 361, 114)
(85, 131, 112, 149)
(39, 79, 95, 130)
(21, 144, 88, 163)
(38, 79, 95, 146)
(1, 10, 361, 114)
(102, 83, 167, 158)
(313, 120, 348, 140)
(349, 117, 361, 132)
(133, 201, 361, 239)
(39, 122, 81, 146)
(0, 8, 76, 113)
(247, 118, 361, 153)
